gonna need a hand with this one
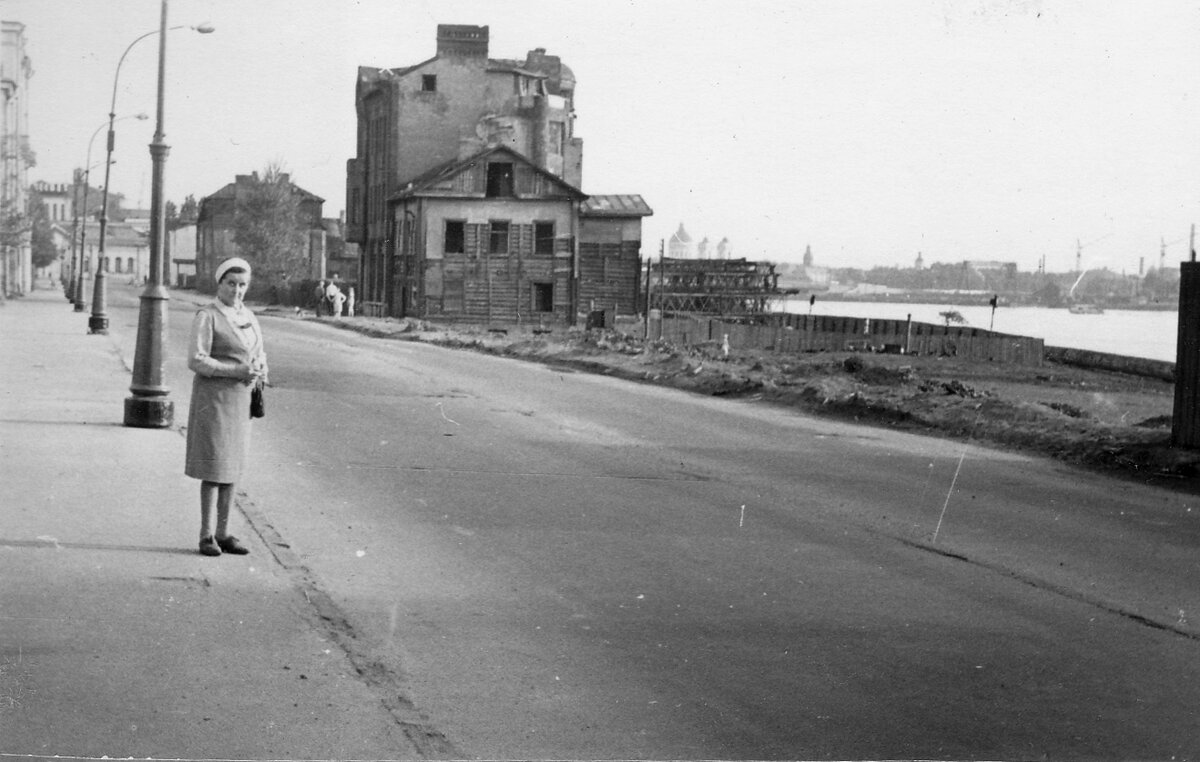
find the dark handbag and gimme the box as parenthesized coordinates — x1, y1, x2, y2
(250, 380, 265, 419)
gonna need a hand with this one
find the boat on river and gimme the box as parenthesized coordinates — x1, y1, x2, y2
(1068, 303, 1104, 315)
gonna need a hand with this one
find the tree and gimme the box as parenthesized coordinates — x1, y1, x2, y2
(939, 310, 967, 326)
(232, 163, 307, 282)
(28, 191, 57, 270)
(166, 194, 199, 232)
(178, 194, 199, 225)
(0, 198, 29, 252)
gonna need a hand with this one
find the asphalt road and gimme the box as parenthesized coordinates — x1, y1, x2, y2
(128, 283, 1200, 759)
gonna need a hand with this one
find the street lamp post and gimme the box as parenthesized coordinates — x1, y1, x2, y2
(68, 180, 83, 309)
(73, 116, 146, 312)
(90, 12, 213, 335)
(125, 1, 212, 427)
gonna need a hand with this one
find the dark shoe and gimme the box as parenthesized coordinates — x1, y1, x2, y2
(199, 536, 222, 556)
(216, 534, 249, 555)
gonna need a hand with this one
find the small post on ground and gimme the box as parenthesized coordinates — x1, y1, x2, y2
(1172, 250, 1200, 447)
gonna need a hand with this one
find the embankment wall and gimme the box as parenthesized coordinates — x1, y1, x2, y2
(1044, 345, 1175, 381)
(647, 313, 1045, 365)
(638, 313, 1176, 380)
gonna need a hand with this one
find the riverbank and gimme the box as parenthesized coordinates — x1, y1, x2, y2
(262, 306, 1200, 487)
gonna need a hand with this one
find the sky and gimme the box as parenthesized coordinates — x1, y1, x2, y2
(4, 0, 1198, 273)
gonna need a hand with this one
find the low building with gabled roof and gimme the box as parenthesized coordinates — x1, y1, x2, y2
(388, 144, 585, 323)
(195, 172, 326, 291)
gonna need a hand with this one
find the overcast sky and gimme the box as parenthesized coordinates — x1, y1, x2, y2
(5, 0, 1198, 273)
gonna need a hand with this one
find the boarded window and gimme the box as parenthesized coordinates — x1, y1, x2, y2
(532, 282, 554, 312)
(443, 277, 464, 313)
(486, 163, 514, 197)
(445, 220, 465, 253)
(489, 221, 510, 254)
(549, 121, 564, 155)
(535, 222, 555, 255)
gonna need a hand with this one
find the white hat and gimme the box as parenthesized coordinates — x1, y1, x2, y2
(214, 257, 252, 284)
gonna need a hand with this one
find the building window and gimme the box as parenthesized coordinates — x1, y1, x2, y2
(535, 222, 554, 255)
(532, 282, 553, 312)
(126, 257, 134, 274)
(489, 221, 510, 254)
(422, 74, 437, 92)
(114, 257, 122, 273)
(486, 162, 514, 197)
(445, 220, 465, 254)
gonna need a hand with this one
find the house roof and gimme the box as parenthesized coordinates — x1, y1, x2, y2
(76, 220, 149, 248)
(389, 144, 587, 201)
(579, 194, 653, 218)
(203, 174, 324, 204)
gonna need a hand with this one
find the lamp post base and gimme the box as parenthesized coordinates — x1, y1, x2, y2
(89, 270, 109, 334)
(124, 395, 174, 428)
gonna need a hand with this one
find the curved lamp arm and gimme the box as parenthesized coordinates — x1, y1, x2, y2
(109, 23, 214, 117)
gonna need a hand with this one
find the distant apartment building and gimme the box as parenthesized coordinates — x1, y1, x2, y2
(32, 181, 71, 281)
(33, 181, 72, 223)
(1, 20, 32, 297)
(346, 24, 651, 323)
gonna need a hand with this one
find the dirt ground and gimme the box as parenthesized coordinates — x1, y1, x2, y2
(273, 307, 1200, 488)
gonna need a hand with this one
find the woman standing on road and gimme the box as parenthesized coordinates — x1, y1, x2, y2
(185, 256, 268, 556)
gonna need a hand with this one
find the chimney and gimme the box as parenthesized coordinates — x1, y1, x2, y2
(437, 25, 489, 59)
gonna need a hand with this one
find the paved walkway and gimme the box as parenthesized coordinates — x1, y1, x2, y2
(0, 286, 420, 760)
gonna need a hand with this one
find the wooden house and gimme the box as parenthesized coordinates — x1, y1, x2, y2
(388, 144, 585, 323)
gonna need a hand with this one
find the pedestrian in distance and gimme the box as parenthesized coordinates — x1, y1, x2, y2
(185, 256, 268, 557)
(323, 279, 342, 317)
(313, 279, 326, 316)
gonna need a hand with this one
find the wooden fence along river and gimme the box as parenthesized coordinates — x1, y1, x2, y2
(648, 312, 1045, 365)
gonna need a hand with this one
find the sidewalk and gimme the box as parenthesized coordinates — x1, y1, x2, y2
(0, 288, 419, 759)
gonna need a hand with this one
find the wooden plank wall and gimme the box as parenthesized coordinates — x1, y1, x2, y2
(431, 222, 571, 323)
(649, 313, 1045, 366)
(578, 242, 640, 318)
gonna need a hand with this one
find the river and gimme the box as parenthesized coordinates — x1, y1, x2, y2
(782, 299, 1179, 362)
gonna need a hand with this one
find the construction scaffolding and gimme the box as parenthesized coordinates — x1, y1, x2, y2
(648, 257, 794, 316)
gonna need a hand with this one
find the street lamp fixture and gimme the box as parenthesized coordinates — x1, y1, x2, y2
(72, 114, 147, 312)
(125, 2, 212, 428)
(90, 14, 214, 336)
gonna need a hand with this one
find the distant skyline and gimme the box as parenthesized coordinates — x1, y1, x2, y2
(5, 0, 1198, 273)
